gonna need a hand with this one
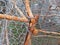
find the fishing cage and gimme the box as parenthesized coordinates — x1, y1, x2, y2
(0, 0, 60, 45)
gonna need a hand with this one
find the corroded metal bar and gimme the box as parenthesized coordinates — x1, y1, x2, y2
(24, 15, 39, 45)
(25, 0, 34, 18)
(24, 32, 31, 45)
(33, 35, 60, 39)
(38, 29, 60, 35)
(0, 14, 28, 22)
(24, 0, 34, 45)
(28, 27, 60, 36)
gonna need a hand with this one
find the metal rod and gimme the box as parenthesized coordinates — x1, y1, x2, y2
(25, 0, 34, 18)
(38, 29, 60, 35)
(24, 32, 31, 45)
(0, 14, 28, 22)
(33, 35, 60, 38)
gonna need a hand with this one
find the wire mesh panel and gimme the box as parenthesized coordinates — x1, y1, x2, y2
(0, 0, 27, 45)
(30, 0, 60, 45)
(0, 19, 27, 45)
(31, 36, 60, 45)
(8, 21, 27, 45)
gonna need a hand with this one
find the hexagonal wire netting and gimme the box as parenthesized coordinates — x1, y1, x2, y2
(0, 0, 27, 45)
(0, 20, 27, 45)
(0, 0, 60, 45)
